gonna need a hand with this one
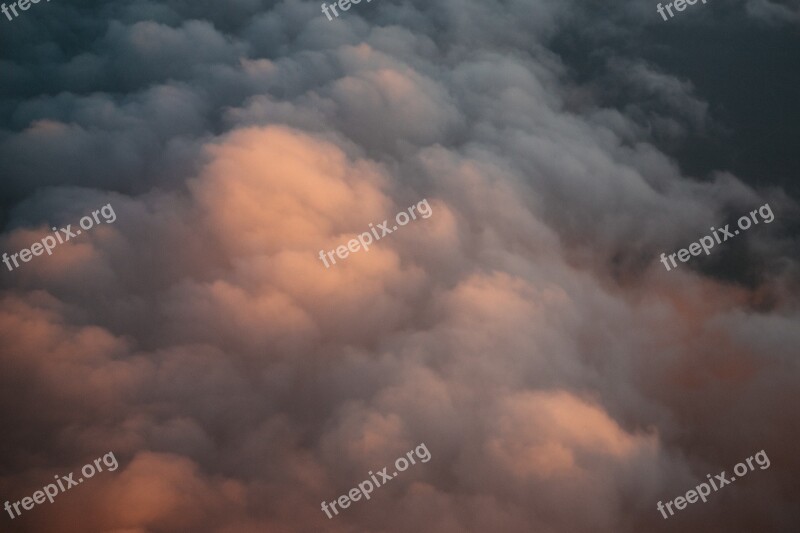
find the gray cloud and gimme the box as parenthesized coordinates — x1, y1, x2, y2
(0, 1, 798, 532)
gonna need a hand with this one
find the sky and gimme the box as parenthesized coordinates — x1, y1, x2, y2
(0, 1, 799, 532)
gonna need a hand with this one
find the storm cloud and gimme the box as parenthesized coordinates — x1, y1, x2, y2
(1, 1, 798, 532)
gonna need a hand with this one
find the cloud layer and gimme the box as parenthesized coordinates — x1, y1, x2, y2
(1, 1, 798, 532)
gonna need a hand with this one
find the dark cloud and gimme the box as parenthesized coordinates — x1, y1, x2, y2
(0, 1, 798, 532)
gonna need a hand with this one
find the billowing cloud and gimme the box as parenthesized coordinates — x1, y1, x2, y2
(0, 1, 798, 532)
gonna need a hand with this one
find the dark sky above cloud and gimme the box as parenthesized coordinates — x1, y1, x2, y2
(1, 1, 798, 532)
(550, 0, 800, 193)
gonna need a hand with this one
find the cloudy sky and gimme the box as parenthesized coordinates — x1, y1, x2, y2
(1, 0, 798, 532)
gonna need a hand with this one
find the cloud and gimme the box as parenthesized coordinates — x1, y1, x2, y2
(0, 1, 798, 532)
(746, 0, 800, 25)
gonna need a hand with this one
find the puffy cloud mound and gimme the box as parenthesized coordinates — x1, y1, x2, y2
(0, 1, 798, 532)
